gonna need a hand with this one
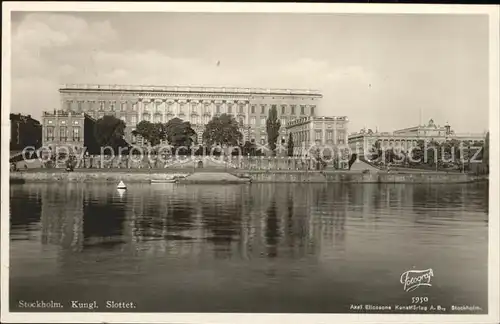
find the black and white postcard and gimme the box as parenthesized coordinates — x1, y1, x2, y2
(1, 2, 499, 324)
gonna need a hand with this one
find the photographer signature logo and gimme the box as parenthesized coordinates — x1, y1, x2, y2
(400, 269, 434, 292)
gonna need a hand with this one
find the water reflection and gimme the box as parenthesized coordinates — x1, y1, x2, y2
(9, 182, 489, 313)
(10, 185, 41, 229)
(10, 183, 489, 258)
(265, 195, 279, 258)
(83, 196, 126, 248)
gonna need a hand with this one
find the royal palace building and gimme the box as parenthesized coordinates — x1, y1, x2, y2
(42, 84, 322, 150)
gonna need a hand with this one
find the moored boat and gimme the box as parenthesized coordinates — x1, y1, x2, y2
(150, 179, 177, 184)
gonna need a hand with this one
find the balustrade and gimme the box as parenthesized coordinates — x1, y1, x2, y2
(45, 153, 336, 171)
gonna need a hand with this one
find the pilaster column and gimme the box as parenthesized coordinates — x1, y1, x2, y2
(166, 100, 173, 121)
(245, 101, 250, 124)
(176, 100, 182, 117)
(322, 123, 326, 144)
(134, 101, 140, 126)
(173, 100, 178, 117)
(162, 99, 167, 123)
(202, 100, 210, 123)
(217, 101, 222, 115)
(148, 100, 154, 122)
(168, 100, 174, 115)
(179, 100, 188, 119)
(198, 100, 202, 116)
(196, 100, 202, 124)
(141, 99, 147, 121)
(138, 99, 143, 120)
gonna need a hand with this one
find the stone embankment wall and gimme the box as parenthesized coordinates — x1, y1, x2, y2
(234, 171, 483, 183)
(10, 172, 188, 183)
(10, 170, 485, 184)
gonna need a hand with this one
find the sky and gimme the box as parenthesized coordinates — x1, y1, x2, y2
(10, 11, 489, 134)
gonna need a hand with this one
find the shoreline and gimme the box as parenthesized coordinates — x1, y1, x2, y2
(9, 170, 488, 184)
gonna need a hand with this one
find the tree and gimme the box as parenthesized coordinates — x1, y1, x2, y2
(385, 147, 396, 164)
(242, 141, 256, 156)
(133, 121, 165, 147)
(483, 132, 489, 172)
(367, 139, 382, 162)
(471, 140, 484, 161)
(164, 118, 196, 151)
(287, 133, 294, 157)
(94, 115, 126, 149)
(409, 140, 425, 165)
(445, 139, 462, 164)
(311, 147, 328, 170)
(425, 139, 441, 166)
(460, 140, 472, 171)
(266, 106, 281, 156)
(202, 114, 243, 148)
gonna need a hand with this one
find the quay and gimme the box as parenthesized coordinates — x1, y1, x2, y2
(9, 169, 487, 184)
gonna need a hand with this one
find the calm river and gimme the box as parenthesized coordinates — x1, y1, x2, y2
(9, 182, 489, 313)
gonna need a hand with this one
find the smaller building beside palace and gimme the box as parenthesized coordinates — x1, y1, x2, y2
(348, 118, 487, 156)
(286, 116, 349, 156)
(41, 110, 99, 154)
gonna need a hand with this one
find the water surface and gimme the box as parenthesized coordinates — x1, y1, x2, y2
(9, 182, 489, 313)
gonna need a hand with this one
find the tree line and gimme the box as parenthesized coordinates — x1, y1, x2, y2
(365, 135, 489, 173)
(92, 106, 294, 156)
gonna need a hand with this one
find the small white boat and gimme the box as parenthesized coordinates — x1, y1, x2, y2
(151, 179, 177, 184)
(117, 181, 127, 189)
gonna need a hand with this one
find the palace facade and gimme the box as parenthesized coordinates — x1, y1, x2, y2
(43, 84, 322, 149)
(348, 119, 487, 155)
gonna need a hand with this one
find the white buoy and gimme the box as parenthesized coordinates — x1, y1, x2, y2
(117, 181, 127, 189)
(116, 188, 126, 198)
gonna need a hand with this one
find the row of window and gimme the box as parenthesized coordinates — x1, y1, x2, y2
(250, 104, 314, 116)
(45, 126, 80, 142)
(86, 112, 294, 127)
(68, 101, 130, 112)
(291, 130, 347, 144)
(316, 130, 346, 140)
(139, 114, 211, 125)
(66, 101, 315, 116)
(130, 132, 270, 146)
(67, 101, 140, 112)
